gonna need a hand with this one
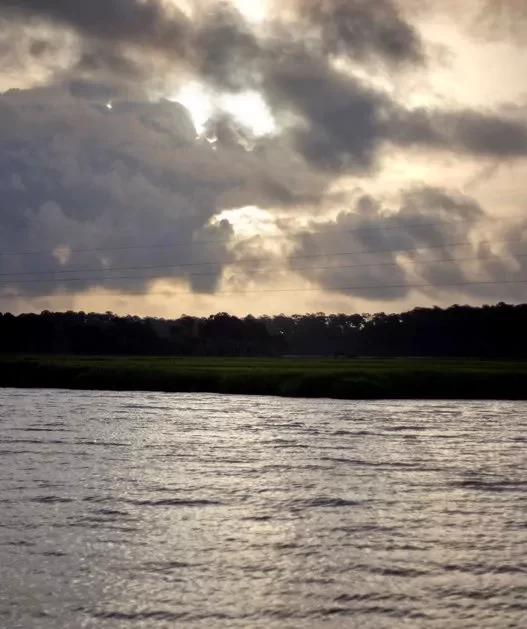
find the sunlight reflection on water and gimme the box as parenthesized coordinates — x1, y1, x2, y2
(0, 390, 526, 628)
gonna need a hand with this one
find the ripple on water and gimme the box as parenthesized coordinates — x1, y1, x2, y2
(0, 391, 526, 629)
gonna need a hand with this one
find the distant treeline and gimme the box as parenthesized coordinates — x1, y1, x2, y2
(1, 302, 526, 358)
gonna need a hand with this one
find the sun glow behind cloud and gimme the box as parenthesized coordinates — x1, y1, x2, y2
(2, 0, 527, 318)
(170, 0, 276, 139)
(221, 92, 276, 136)
(172, 83, 276, 137)
(230, 0, 271, 24)
(171, 82, 213, 134)
(213, 206, 280, 239)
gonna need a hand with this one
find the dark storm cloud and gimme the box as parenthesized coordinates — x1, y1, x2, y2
(0, 0, 426, 94)
(0, 0, 192, 55)
(194, 4, 527, 170)
(189, 0, 426, 97)
(258, 47, 527, 172)
(2, 0, 525, 174)
(0, 0, 425, 68)
(0, 0, 194, 98)
(0, 87, 323, 299)
(262, 51, 385, 172)
(195, 3, 263, 92)
(75, 46, 147, 81)
(296, 0, 424, 64)
(388, 107, 527, 158)
(288, 186, 527, 302)
(0, 88, 223, 297)
(0, 0, 526, 307)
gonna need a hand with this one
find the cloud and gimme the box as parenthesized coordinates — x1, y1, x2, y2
(388, 106, 527, 158)
(288, 186, 527, 302)
(406, 0, 527, 44)
(259, 46, 527, 172)
(194, 2, 263, 92)
(2, 0, 525, 177)
(0, 14, 74, 90)
(0, 0, 191, 54)
(0, 0, 425, 93)
(475, 0, 527, 43)
(0, 0, 526, 311)
(0, 86, 324, 298)
(0, 0, 425, 67)
(291, 0, 424, 65)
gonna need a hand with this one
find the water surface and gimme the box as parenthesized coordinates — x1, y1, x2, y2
(1, 389, 526, 628)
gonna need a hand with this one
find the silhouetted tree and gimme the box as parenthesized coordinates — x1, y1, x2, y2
(1, 303, 526, 358)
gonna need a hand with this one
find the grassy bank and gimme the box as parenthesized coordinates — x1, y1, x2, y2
(1, 355, 527, 400)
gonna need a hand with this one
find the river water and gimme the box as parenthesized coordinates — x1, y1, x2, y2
(0, 389, 526, 628)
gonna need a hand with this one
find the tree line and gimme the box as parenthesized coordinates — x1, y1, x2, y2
(1, 302, 526, 358)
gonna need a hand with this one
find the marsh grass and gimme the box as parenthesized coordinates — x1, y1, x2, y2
(1, 355, 527, 400)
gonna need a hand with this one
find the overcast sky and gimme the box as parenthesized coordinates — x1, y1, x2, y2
(1, 0, 526, 316)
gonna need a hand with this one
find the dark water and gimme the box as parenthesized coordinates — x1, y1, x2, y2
(1, 390, 526, 629)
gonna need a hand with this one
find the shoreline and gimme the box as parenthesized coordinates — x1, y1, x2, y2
(2, 356, 527, 401)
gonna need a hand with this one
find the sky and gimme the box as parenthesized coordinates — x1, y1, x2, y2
(0, 0, 526, 317)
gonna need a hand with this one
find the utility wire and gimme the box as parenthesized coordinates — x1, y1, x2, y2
(0, 250, 524, 286)
(1, 213, 523, 257)
(0, 235, 525, 279)
(2, 279, 526, 300)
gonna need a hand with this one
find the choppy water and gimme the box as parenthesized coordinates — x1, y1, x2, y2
(1, 390, 526, 629)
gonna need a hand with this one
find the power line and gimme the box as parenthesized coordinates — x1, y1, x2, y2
(0, 250, 525, 286)
(1, 213, 523, 257)
(2, 279, 526, 300)
(1, 235, 525, 279)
